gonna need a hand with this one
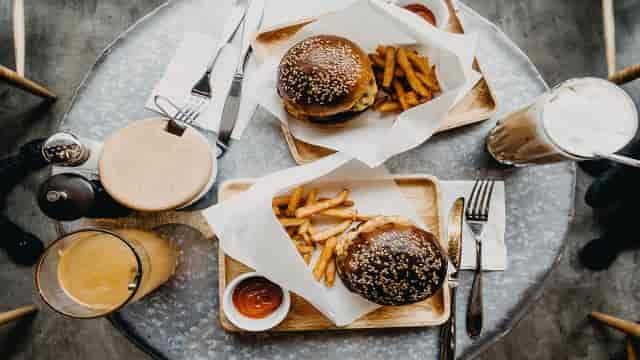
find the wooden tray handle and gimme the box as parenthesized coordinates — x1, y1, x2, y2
(0, 305, 38, 326)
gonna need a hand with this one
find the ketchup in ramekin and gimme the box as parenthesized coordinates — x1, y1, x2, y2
(232, 276, 284, 319)
(404, 4, 437, 26)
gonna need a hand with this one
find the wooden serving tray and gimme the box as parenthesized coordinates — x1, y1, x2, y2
(254, 0, 497, 164)
(217, 175, 449, 332)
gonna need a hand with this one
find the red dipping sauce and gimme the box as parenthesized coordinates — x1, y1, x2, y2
(232, 277, 283, 319)
(404, 4, 437, 26)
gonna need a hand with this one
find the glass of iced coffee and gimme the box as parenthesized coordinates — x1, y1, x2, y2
(35, 228, 178, 318)
(487, 78, 638, 166)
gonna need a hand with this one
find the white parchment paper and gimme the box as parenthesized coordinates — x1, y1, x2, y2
(250, 0, 481, 167)
(203, 153, 433, 326)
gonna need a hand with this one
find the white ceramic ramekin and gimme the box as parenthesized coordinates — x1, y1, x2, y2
(222, 272, 291, 332)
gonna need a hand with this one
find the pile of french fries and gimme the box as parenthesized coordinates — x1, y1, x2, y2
(369, 45, 441, 113)
(273, 186, 373, 288)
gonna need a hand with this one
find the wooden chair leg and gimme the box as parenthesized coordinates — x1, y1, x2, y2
(0, 65, 57, 100)
(12, 0, 25, 76)
(602, 0, 616, 76)
(590, 311, 640, 337)
(609, 64, 640, 85)
(0, 305, 38, 326)
(628, 338, 637, 360)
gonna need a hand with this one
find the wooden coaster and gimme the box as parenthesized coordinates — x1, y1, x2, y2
(99, 118, 213, 212)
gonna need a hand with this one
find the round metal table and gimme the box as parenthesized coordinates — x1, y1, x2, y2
(57, 0, 575, 359)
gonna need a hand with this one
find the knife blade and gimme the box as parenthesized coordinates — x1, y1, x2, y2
(448, 197, 464, 274)
(439, 197, 464, 360)
(239, 0, 265, 65)
(204, 5, 247, 73)
(218, 0, 265, 145)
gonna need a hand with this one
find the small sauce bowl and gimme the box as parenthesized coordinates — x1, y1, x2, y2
(394, 0, 450, 30)
(222, 272, 291, 331)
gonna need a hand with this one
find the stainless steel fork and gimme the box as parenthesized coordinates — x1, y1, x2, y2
(465, 179, 496, 339)
(171, 5, 247, 129)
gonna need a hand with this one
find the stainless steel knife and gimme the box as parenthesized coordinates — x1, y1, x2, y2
(440, 197, 464, 360)
(218, 0, 265, 146)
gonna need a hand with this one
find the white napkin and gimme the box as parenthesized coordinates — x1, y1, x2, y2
(204, 153, 434, 326)
(250, 0, 481, 167)
(145, 32, 260, 140)
(440, 181, 506, 271)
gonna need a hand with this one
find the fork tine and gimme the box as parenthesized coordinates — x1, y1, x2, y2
(474, 180, 488, 218)
(483, 180, 496, 219)
(175, 97, 196, 121)
(183, 98, 207, 124)
(468, 179, 481, 219)
(478, 180, 491, 219)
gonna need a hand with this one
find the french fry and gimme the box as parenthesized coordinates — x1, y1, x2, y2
(298, 219, 310, 235)
(324, 260, 336, 287)
(305, 189, 318, 206)
(313, 236, 337, 280)
(295, 243, 315, 254)
(371, 53, 404, 78)
(308, 224, 317, 236)
(407, 52, 430, 76)
(272, 206, 281, 216)
(287, 227, 296, 237)
(295, 190, 349, 218)
(317, 198, 354, 207)
(279, 217, 307, 227)
(396, 48, 430, 97)
(405, 91, 419, 106)
(320, 208, 357, 220)
(286, 186, 304, 216)
(415, 70, 440, 92)
(303, 254, 311, 265)
(320, 208, 375, 222)
(272, 195, 290, 207)
(312, 220, 352, 242)
(393, 79, 409, 110)
(369, 53, 385, 68)
(383, 46, 396, 88)
(376, 45, 386, 57)
(302, 232, 313, 246)
(376, 100, 401, 112)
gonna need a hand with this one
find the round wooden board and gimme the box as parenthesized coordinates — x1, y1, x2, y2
(99, 118, 213, 212)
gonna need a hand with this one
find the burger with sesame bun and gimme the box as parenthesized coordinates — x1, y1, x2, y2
(277, 35, 378, 124)
(335, 216, 447, 306)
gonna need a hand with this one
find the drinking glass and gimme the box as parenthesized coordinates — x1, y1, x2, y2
(35, 228, 177, 318)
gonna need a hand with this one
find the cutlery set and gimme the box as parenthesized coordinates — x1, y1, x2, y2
(440, 179, 496, 360)
(158, 0, 264, 157)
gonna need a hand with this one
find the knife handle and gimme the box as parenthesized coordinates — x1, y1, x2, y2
(440, 287, 457, 360)
(466, 241, 483, 339)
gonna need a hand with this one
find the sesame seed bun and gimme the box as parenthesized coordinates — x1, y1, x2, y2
(277, 35, 377, 123)
(336, 216, 447, 306)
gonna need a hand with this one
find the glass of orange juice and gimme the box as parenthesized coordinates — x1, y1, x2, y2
(35, 228, 178, 318)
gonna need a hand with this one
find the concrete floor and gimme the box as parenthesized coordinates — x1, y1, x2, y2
(1, 0, 640, 359)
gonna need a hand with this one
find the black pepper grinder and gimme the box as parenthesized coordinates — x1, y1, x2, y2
(38, 173, 130, 221)
(0, 133, 92, 265)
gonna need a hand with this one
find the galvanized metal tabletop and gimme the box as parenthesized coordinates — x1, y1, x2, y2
(58, 1, 575, 359)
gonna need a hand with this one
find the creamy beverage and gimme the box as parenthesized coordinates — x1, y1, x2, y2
(37, 228, 178, 317)
(56, 229, 177, 310)
(487, 78, 638, 166)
